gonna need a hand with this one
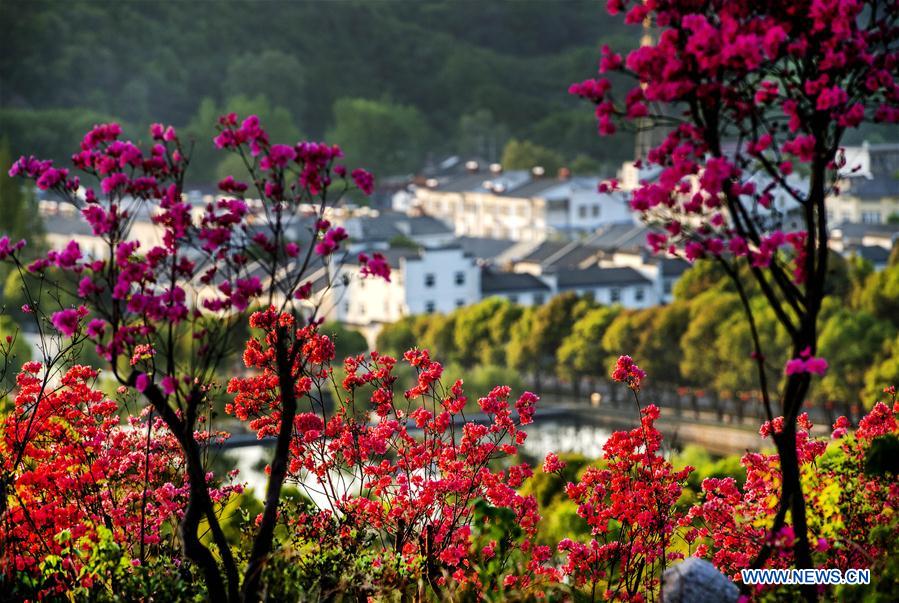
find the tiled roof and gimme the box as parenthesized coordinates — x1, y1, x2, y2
(517, 240, 599, 269)
(555, 266, 651, 288)
(345, 212, 453, 242)
(456, 236, 517, 261)
(849, 244, 891, 263)
(481, 269, 550, 293)
(500, 178, 565, 199)
(584, 222, 647, 252)
(845, 175, 899, 200)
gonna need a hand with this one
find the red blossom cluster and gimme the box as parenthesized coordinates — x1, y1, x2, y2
(0, 364, 240, 596)
(546, 404, 693, 600)
(611, 355, 646, 392)
(2, 116, 391, 601)
(227, 315, 544, 594)
(684, 397, 899, 595)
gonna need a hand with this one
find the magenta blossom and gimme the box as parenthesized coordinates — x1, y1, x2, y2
(51, 307, 87, 337)
(611, 355, 646, 391)
(0, 236, 26, 260)
(358, 252, 391, 282)
(784, 347, 828, 376)
(351, 168, 375, 195)
(314, 227, 348, 256)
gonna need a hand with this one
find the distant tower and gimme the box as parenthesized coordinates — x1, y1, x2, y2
(633, 8, 658, 161)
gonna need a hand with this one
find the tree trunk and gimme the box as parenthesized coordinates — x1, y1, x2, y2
(775, 424, 816, 601)
(241, 328, 299, 602)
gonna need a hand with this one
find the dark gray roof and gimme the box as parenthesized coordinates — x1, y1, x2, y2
(481, 269, 550, 293)
(850, 245, 891, 263)
(420, 156, 490, 178)
(501, 178, 564, 199)
(832, 221, 899, 238)
(846, 176, 899, 199)
(42, 213, 95, 236)
(555, 266, 651, 288)
(431, 171, 569, 198)
(344, 247, 423, 267)
(657, 257, 691, 277)
(456, 236, 517, 261)
(518, 240, 599, 269)
(584, 222, 648, 252)
(518, 241, 569, 263)
(434, 172, 494, 193)
(346, 212, 453, 242)
(403, 215, 454, 236)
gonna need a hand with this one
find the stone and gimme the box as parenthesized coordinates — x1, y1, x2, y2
(661, 557, 740, 603)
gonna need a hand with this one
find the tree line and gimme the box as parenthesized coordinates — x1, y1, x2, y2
(375, 251, 899, 412)
(1, 0, 643, 183)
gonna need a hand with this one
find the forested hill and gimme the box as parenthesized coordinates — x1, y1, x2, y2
(0, 0, 642, 182)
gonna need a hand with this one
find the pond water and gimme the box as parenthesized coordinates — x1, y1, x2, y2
(227, 420, 612, 499)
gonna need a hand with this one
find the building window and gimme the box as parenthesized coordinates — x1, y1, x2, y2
(425, 273, 436, 287)
(610, 287, 621, 303)
(425, 301, 436, 313)
(508, 294, 519, 303)
(592, 205, 600, 217)
(533, 294, 545, 305)
(454, 271, 465, 285)
(635, 287, 645, 302)
(663, 280, 672, 295)
(578, 206, 588, 218)
(344, 302, 350, 313)
(359, 303, 366, 316)
(455, 299, 465, 307)
(862, 211, 882, 224)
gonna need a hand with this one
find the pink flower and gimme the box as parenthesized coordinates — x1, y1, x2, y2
(831, 416, 850, 439)
(218, 175, 248, 193)
(782, 135, 816, 162)
(611, 355, 646, 391)
(351, 169, 374, 195)
(314, 227, 348, 256)
(51, 308, 82, 337)
(0, 236, 26, 260)
(85, 319, 106, 338)
(260, 144, 297, 170)
(785, 347, 828, 376)
(135, 373, 149, 393)
(543, 452, 567, 474)
(358, 252, 391, 282)
(294, 281, 313, 300)
(161, 376, 177, 395)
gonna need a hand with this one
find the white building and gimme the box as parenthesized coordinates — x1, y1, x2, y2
(324, 246, 481, 331)
(340, 211, 456, 251)
(480, 270, 551, 306)
(826, 142, 899, 225)
(544, 266, 657, 308)
(403, 164, 634, 242)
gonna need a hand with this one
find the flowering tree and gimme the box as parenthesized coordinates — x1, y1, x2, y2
(0, 363, 240, 599)
(684, 389, 899, 599)
(546, 356, 693, 601)
(572, 0, 899, 588)
(0, 117, 559, 601)
(1, 117, 383, 601)
(227, 319, 544, 598)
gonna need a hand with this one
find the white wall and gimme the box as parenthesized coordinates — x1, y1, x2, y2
(403, 248, 480, 315)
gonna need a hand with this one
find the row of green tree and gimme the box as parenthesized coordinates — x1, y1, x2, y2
(1, 1, 641, 182)
(375, 251, 899, 409)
